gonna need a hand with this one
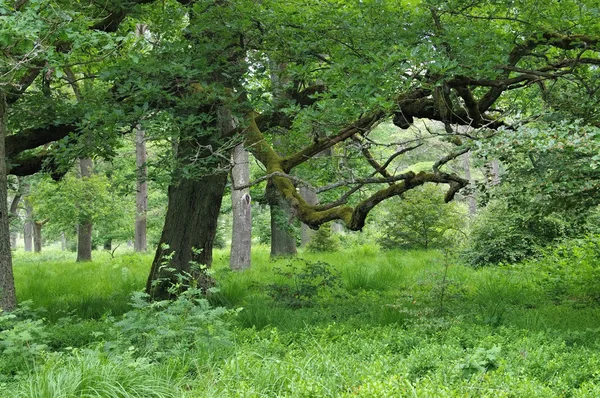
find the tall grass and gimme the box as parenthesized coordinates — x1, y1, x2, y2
(12, 349, 182, 398)
(13, 250, 151, 320)
(7, 245, 600, 396)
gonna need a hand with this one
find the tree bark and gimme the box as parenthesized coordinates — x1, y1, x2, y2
(490, 159, 501, 185)
(134, 125, 148, 252)
(0, 92, 17, 311)
(267, 180, 297, 257)
(23, 194, 33, 252)
(9, 193, 21, 249)
(77, 158, 93, 262)
(299, 185, 318, 247)
(33, 221, 43, 253)
(230, 143, 252, 270)
(146, 172, 228, 299)
(462, 151, 477, 216)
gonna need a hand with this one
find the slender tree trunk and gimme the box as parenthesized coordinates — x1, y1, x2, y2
(103, 239, 112, 251)
(230, 143, 252, 270)
(23, 199, 33, 252)
(77, 158, 93, 262)
(462, 151, 477, 216)
(135, 125, 148, 252)
(299, 185, 318, 247)
(33, 221, 43, 253)
(9, 194, 20, 249)
(490, 159, 501, 185)
(0, 92, 16, 311)
(331, 222, 344, 234)
(61, 232, 67, 251)
(267, 180, 297, 257)
(146, 172, 228, 299)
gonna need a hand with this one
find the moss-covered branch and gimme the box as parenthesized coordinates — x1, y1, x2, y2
(244, 113, 469, 231)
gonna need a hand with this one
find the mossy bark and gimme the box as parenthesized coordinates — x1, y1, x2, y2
(0, 92, 16, 311)
(266, 180, 297, 257)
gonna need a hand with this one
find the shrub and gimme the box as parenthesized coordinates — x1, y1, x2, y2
(0, 303, 49, 381)
(379, 184, 467, 250)
(462, 200, 568, 266)
(529, 234, 600, 303)
(114, 288, 232, 360)
(306, 223, 339, 252)
(263, 259, 343, 308)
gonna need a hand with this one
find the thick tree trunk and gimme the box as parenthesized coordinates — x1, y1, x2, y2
(77, 158, 93, 262)
(23, 199, 33, 252)
(33, 221, 43, 253)
(146, 172, 228, 299)
(0, 92, 16, 311)
(230, 143, 252, 270)
(299, 185, 318, 247)
(134, 125, 148, 252)
(267, 180, 297, 257)
(267, 62, 297, 257)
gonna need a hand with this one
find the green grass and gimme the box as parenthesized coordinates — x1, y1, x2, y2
(13, 250, 150, 320)
(4, 246, 600, 396)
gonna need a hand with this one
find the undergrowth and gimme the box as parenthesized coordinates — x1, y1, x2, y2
(3, 245, 600, 396)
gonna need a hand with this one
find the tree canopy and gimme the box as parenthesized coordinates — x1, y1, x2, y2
(2, 0, 600, 301)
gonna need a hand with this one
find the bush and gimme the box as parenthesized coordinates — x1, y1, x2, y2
(306, 223, 339, 252)
(263, 259, 343, 308)
(379, 184, 467, 250)
(462, 200, 568, 266)
(114, 288, 232, 360)
(528, 235, 600, 303)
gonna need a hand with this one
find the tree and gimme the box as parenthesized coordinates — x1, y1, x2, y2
(230, 143, 252, 270)
(1, 91, 16, 311)
(76, 158, 94, 261)
(379, 184, 467, 250)
(138, 0, 600, 297)
(4, 0, 600, 302)
(135, 125, 148, 252)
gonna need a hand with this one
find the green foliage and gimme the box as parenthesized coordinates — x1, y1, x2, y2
(263, 259, 343, 308)
(306, 223, 340, 252)
(27, 173, 134, 245)
(481, 121, 600, 215)
(0, 302, 49, 380)
(463, 200, 569, 266)
(13, 251, 150, 320)
(527, 235, 600, 304)
(6, 247, 600, 396)
(115, 288, 232, 360)
(379, 184, 467, 250)
(10, 349, 181, 398)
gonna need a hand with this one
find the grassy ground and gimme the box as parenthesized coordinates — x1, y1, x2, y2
(3, 245, 600, 397)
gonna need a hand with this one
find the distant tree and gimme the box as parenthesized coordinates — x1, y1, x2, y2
(380, 185, 467, 250)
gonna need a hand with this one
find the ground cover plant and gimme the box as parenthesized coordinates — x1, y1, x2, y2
(2, 245, 600, 397)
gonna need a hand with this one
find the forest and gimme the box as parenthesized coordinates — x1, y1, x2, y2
(2, 0, 600, 396)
